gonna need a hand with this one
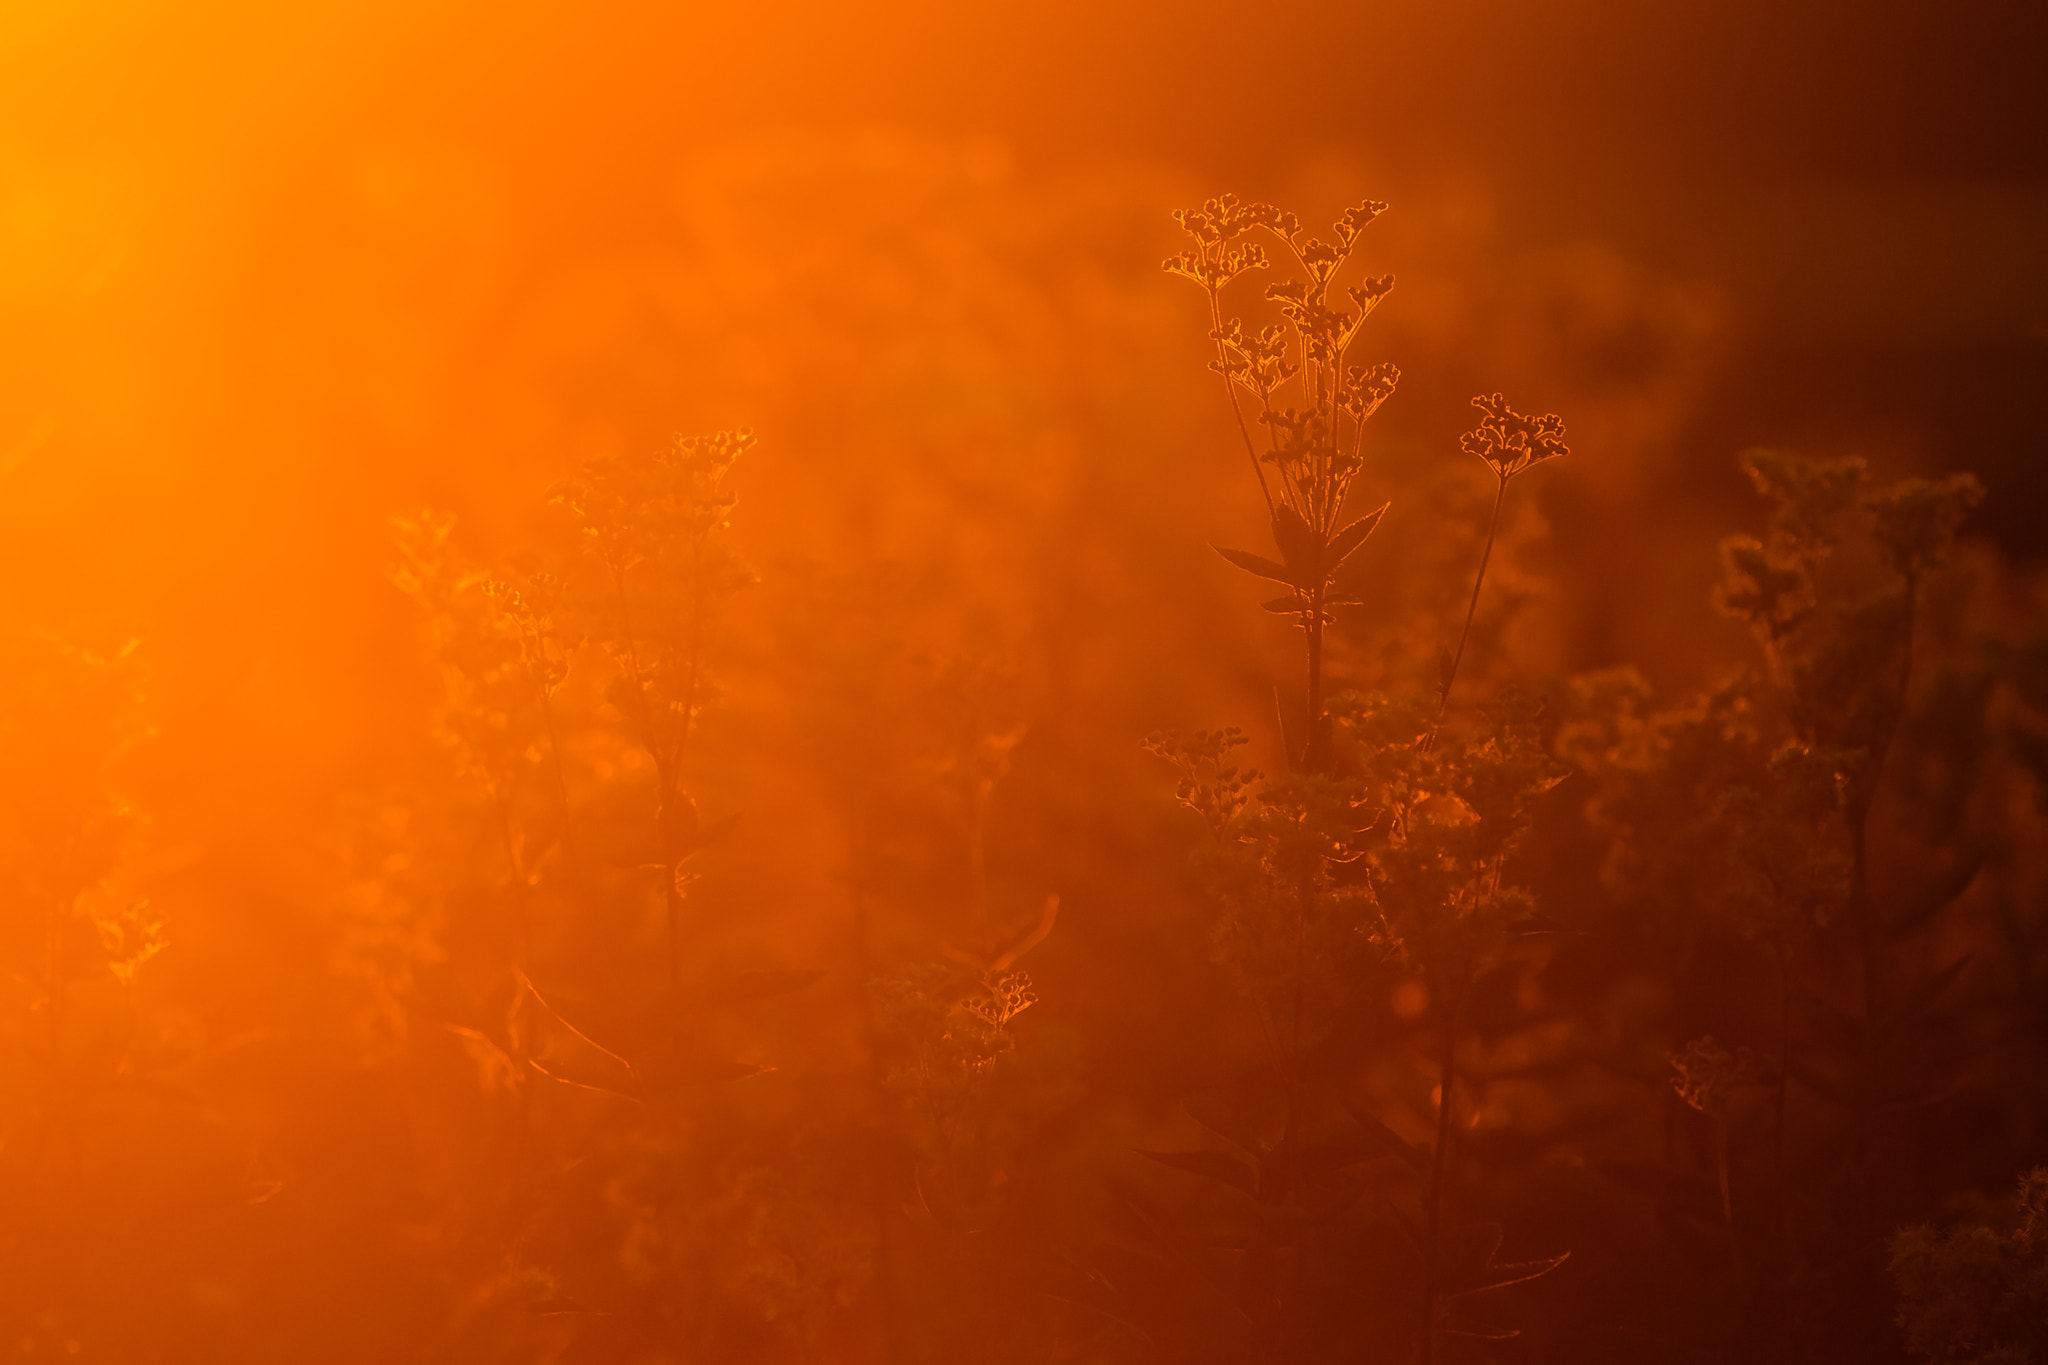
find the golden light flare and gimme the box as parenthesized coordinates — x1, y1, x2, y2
(0, 3, 2041, 1361)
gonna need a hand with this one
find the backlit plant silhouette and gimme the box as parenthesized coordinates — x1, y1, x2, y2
(1561, 450, 1995, 1358)
(14, 150, 2048, 1365)
(1166, 194, 1397, 772)
(0, 625, 156, 1176)
(1150, 195, 1574, 1364)
(551, 429, 754, 992)
(384, 431, 879, 1354)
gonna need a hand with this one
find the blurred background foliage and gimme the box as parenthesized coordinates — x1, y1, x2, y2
(0, 2, 2044, 1361)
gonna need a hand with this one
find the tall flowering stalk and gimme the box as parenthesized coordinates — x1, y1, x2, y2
(552, 429, 753, 993)
(1433, 394, 1569, 740)
(1154, 195, 1574, 1362)
(1166, 195, 1397, 772)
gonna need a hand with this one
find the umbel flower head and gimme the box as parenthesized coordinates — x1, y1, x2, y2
(1460, 393, 1569, 481)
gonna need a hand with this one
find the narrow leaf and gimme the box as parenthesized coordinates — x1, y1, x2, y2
(707, 969, 828, 1005)
(678, 810, 743, 858)
(986, 892, 1061, 971)
(1888, 849, 1987, 936)
(1325, 502, 1390, 570)
(1262, 595, 1310, 614)
(1213, 544, 1299, 588)
(1136, 1148, 1258, 1197)
(1184, 1095, 1269, 1158)
(1270, 504, 1322, 580)
(528, 1059, 643, 1105)
(1895, 954, 1971, 1019)
(1299, 1144, 1383, 1176)
(516, 968, 637, 1077)
(1787, 1058, 1852, 1108)
(1596, 1162, 1721, 1223)
(1340, 1097, 1425, 1168)
(439, 1020, 519, 1094)
(1444, 1253, 1570, 1298)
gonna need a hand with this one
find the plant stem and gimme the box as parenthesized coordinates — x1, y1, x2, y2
(1430, 476, 1508, 749)
(1774, 938, 1791, 1254)
(1420, 986, 1461, 1365)
(493, 793, 535, 1256)
(969, 779, 991, 931)
(676, 536, 708, 782)
(1714, 1116, 1744, 1280)
(846, 807, 900, 1364)
(1304, 587, 1327, 773)
(1847, 578, 1918, 1222)
(1206, 290, 1277, 520)
(36, 889, 66, 1178)
(1774, 938, 1793, 1358)
(538, 691, 575, 864)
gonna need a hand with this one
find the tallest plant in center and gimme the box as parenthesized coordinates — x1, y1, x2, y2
(1166, 193, 1398, 772)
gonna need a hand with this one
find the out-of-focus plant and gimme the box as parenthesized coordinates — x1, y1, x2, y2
(1717, 454, 1984, 1007)
(1671, 1035, 1767, 1277)
(1560, 449, 1996, 1357)
(0, 623, 155, 1173)
(1890, 1168, 2048, 1364)
(872, 956, 1040, 1222)
(1166, 194, 1396, 772)
(1433, 395, 1569, 736)
(1333, 683, 1569, 1362)
(384, 431, 870, 1360)
(552, 429, 754, 992)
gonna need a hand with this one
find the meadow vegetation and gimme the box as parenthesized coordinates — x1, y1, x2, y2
(0, 154, 2044, 1364)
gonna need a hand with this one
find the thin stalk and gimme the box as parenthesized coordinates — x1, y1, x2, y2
(1205, 289, 1277, 520)
(493, 789, 535, 1257)
(1774, 938, 1791, 1255)
(1429, 476, 1508, 751)
(1277, 859, 1314, 1359)
(665, 878, 686, 998)
(660, 542, 712, 998)
(504, 1062, 536, 1263)
(603, 552, 652, 744)
(1853, 577, 1919, 1026)
(1846, 577, 1919, 1222)
(1304, 588, 1328, 773)
(1286, 865, 1313, 1191)
(494, 793, 533, 965)
(36, 888, 67, 1178)
(674, 536, 709, 783)
(1773, 937, 1793, 1359)
(1714, 1116, 1744, 1280)
(846, 808, 900, 1364)
(968, 780, 991, 931)
(538, 691, 575, 865)
(1419, 986, 1462, 1365)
